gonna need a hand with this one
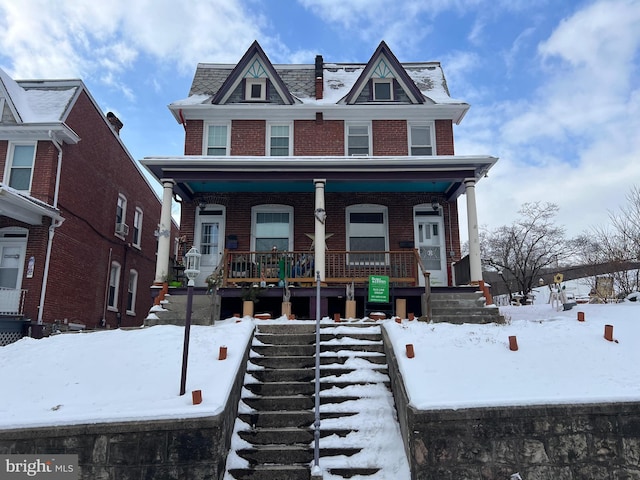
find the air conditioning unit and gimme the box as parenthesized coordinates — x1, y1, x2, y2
(115, 223, 129, 236)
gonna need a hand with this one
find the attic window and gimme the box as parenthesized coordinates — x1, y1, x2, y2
(373, 79, 393, 101)
(246, 78, 267, 101)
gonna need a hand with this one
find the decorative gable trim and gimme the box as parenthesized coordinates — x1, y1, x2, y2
(342, 41, 425, 105)
(211, 40, 295, 105)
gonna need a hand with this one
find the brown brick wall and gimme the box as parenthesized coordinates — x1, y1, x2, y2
(435, 119, 455, 155)
(184, 120, 203, 155)
(293, 120, 344, 156)
(231, 120, 265, 156)
(373, 120, 408, 155)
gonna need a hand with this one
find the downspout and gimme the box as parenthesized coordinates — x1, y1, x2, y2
(102, 248, 113, 326)
(178, 109, 186, 130)
(36, 133, 65, 325)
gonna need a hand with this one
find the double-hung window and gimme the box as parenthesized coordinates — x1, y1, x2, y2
(252, 205, 293, 252)
(115, 194, 127, 236)
(127, 269, 138, 315)
(268, 123, 291, 156)
(346, 205, 388, 264)
(346, 123, 370, 156)
(107, 262, 121, 311)
(6, 143, 36, 192)
(409, 124, 434, 155)
(132, 208, 143, 248)
(206, 124, 229, 155)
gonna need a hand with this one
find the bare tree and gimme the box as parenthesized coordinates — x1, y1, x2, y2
(481, 202, 570, 301)
(572, 186, 640, 299)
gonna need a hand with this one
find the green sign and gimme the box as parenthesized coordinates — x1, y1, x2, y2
(368, 275, 389, 303)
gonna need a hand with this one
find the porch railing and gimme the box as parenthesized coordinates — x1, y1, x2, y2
(220, 250, 423, 287)
(0, 288, 27, 316)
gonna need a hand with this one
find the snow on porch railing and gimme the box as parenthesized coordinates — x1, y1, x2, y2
(0, 288, 27, 315)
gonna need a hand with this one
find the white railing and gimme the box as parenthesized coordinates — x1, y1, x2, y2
(0, 288, 27, 315)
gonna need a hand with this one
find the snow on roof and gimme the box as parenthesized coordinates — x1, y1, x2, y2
(0, 68, 77, 122)
(171, 94, 211, 106)
(406, 66, 463, 104)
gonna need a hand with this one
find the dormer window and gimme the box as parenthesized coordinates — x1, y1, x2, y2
(245, 78, 267, 101)
(373, 79, 393, 101)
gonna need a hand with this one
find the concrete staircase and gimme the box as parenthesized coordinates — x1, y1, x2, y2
(225, 321, 401, 480)
(430, 290, 504, 324)
(144, 291, 216, 326)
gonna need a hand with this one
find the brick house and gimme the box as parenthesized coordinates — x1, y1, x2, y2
(0, 68, 173, 342)
(142, 41, 497, 320)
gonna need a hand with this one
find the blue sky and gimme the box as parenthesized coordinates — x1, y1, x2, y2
(1, 0, 639, 240)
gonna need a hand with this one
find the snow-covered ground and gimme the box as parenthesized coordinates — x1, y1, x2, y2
(0, 294, 638, 477)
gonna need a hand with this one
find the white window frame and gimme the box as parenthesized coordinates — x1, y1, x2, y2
(107, 261, 121, 311)
(132, 207, 143, 248)
(345, 122, 371, 156)
(204, 123, 230, 155)
(245, 78, 267, 101)
(126, 269, 138, 315)
(4, 142, 37, 192)
(346, 204, 389, 265)
(408, 122, 435, 156)
(115, 194, 127, 238)
(251, 204, 294, 253)
(267, 122, 293, 156)
(372, 78, 393, 101)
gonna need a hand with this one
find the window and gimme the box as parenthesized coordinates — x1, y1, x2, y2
(268, 124, 291, 156)
(346, 124, 370, 156)
(346, 205, 388, 263)
(132, 208, 143, 248)
(126, 269, 138, 315)
(252, 205, 293, 252)
(6, 143, 36, 191)
(373, 79, 393, 101)
(409, 124, 434, 155)
(206, 124, 229, 155)
(200, 222, 219, 255)
(107, 262, 121, 311)
(245, 78, 267, 101)
(115, 194, 127, 236)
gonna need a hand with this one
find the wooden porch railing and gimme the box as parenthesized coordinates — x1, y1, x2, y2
(219, 250, 425, 287)
(0, 288, 27, 315)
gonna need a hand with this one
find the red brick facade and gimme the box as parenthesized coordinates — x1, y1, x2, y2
(1, 89, 170, 329)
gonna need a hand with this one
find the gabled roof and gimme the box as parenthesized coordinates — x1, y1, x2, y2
(210, 40, 296, 105)
(0, 68, 81, 144)
(341, 41, 426, 105)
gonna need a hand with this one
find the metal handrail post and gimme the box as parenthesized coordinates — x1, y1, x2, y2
(313, 270, 321, 471)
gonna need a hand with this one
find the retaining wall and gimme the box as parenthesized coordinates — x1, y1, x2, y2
(0, 330, 252, 480)
(382, 327, 640, 480)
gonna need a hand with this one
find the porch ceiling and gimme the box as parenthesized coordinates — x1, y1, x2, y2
(141, 155, 498, 201)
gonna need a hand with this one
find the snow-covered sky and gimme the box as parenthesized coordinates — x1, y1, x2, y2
(1, 0, 639, 239)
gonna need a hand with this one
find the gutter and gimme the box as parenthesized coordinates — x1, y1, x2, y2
(36, 132, 65, 324)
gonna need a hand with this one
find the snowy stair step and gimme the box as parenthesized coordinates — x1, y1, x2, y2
(236, 445, 361, 465)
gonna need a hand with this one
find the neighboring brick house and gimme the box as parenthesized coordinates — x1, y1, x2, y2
(142, 41, 497, 319)
(0, 68, 172, 340)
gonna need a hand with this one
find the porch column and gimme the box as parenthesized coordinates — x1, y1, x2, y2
(313, 179, 326, 282)
(464, 179, 483, 284)
(154, 179, 175, 284)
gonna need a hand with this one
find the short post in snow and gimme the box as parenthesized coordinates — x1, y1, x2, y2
(180, 247, 201, 396)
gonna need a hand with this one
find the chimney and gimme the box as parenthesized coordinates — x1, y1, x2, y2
(315, 55, 323, 100)
(106, 111, 123, 135)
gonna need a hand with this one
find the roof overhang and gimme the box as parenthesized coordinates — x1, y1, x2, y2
(0, 123, 81, 144)
(0, 186, 64, 225)
(141, 155, 498, 202)
(169, 102, 471, 125)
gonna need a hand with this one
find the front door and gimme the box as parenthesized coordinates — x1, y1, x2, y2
(195, 207, 225, 287)
(414, 210, 446, 286)
(0, 240, 27, 313)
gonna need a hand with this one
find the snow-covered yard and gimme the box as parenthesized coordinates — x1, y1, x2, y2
(1, 298, 638, 430)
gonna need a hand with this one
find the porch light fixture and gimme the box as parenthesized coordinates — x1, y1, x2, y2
(431, 198, 440, 211)
(199, 200, 207, 212)
(180, 247, 201, 396)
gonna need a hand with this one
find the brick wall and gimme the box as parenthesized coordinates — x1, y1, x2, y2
(435, 119, 454, 155)
(293, 120, 344, 156)
(184, 120, 203, 155)
(0, 90, 162, 329)
(231, 120, 265, 156)
(373, 120, 408, 155)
